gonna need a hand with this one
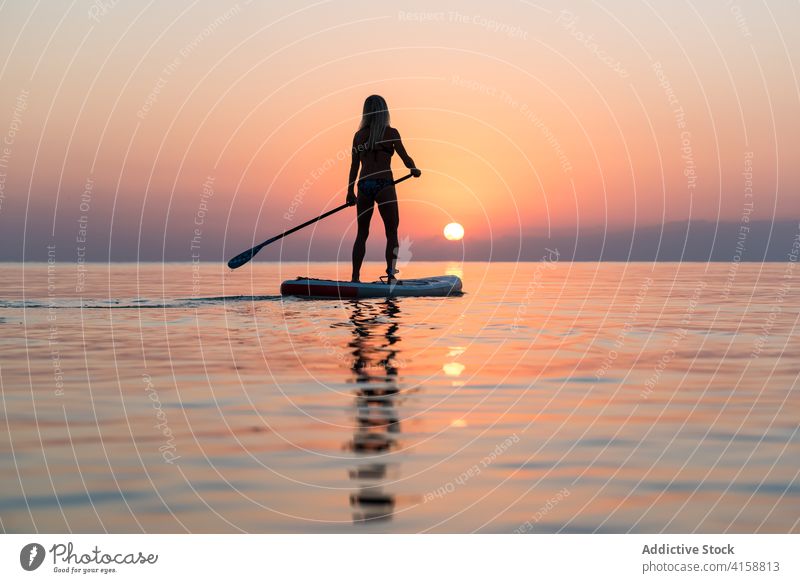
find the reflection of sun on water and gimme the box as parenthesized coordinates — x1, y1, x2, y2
(443, 362, 465, 376)
(445, 262, 463, 278)
(443, 223, 464, 241)
(447, 346, 465, 357)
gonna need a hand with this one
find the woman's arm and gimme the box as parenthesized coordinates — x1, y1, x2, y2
(393, 129, 421, 176)
(346, 133, 360, 205)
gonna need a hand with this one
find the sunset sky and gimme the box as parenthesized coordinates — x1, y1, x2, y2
(0, 0, 798, 261)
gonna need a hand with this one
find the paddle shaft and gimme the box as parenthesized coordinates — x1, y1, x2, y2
(259, 202, 350, 249)
(228, 172, 413, 269)
(260, 173, 412, 247)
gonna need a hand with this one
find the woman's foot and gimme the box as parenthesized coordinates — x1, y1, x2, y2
(381, 268, 399, 284)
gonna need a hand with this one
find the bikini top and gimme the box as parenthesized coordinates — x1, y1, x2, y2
(355, 127, 395, 157)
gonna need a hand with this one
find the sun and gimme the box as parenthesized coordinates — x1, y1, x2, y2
(443, 222, 464, 241)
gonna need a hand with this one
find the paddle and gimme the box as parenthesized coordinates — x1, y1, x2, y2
(227, 173, 415, 269)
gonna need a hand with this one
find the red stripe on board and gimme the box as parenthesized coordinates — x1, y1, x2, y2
(281, 281, 358, 298)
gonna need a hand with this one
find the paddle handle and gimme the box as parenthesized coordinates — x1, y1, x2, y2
(227, 172, 414, 269)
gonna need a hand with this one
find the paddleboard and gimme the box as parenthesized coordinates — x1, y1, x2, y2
(280, 275, 463, 299)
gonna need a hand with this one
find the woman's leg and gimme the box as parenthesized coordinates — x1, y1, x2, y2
(351, 195, 374, 282)
(376, 186, 399, 278)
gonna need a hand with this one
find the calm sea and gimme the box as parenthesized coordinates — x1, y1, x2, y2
(1, 261, 798, 533)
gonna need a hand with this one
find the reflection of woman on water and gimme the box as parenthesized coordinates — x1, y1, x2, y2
(339, 299, 402, 523)
(347, 95, 421, 283)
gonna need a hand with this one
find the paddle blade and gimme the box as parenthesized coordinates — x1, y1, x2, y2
(227, 245, 260, 269)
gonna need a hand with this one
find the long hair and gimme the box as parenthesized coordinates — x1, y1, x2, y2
(359, 95, 390, 150)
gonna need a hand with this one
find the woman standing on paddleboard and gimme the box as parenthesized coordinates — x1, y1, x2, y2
(347, 95, 421, 283)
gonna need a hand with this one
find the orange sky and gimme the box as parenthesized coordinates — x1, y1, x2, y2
(0, 0, 798, 260)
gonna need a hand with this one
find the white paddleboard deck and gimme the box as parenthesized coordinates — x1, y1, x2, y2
(281, 275, 463, 299)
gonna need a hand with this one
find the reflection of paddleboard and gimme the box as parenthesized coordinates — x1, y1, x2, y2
(280, 275, 463, 299)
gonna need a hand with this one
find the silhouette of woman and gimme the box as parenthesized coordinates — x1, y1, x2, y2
(347, 95, 421, 283)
